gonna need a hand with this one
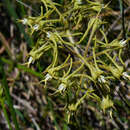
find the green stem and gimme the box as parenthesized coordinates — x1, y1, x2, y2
(119, 49, 125, 65)
(105, 53, 120, 70)
(0, 62, 20, 130)
(0, 99, 13, 130)
(118, 0, 126, 39)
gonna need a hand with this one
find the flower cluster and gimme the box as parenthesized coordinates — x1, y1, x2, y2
(20, 0, 129, 118)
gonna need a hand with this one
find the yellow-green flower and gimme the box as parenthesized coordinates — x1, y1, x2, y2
(101, 96, 113, 112)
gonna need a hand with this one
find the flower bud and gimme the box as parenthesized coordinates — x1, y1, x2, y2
(22, 18, 28, 25)
(33, 24, 39, 31)
(58, 83, 66, 92)
(45, 73, 52, 81)
(28, 56, 34, 67)
(122, 72, 130, 80)
(98, 75, 106, 83)
(119, 39, 127, 47)
(47, 32, 51, 38)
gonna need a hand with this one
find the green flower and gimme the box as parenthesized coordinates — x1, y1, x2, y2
(101, 96, 113, 112)
(109, 66, 124, 79)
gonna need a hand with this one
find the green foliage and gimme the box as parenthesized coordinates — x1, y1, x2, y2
(18, 0, 130, 126)
(0, 0, 129, 129)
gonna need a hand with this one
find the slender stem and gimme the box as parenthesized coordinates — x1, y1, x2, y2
(15, 0, 39, 15)
(67, 63, 84, 79)
(0, 32, 12, 58)
(64, 58, 73, 77)
(105, 53, 120, 70)
(0, 99, 13, 130)
(73, 74, 94, 82)
(63, 47, 121, 68)
(119, 49, 125, 65)
(118, 0, 126, 39)
(0, 61, 20, 130)
(93, 42, 99, 70)
(84, 10, 102, 56)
